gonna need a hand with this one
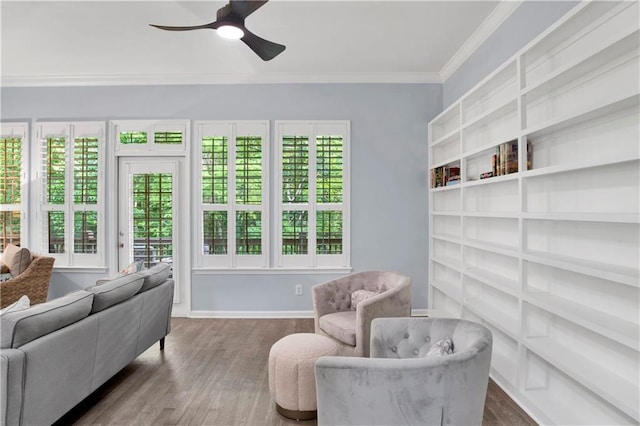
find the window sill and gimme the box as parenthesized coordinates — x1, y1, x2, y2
(192, 267, 352, 275)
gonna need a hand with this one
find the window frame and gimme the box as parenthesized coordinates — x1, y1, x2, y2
(275, 121, 351, 270)
(111, 119, 189, 156)
(36, 121, 106, 268)
(0, 122, 29, 251)
(194, 121, 270, 269)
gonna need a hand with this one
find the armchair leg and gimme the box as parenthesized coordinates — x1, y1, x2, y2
(159, 337, 165, 351)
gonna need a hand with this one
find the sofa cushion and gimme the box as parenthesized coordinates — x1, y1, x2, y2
(85, 273, 144, 313)
(0, 290, 94, 349)
(3, 244, 32, 275)
(319, 310, 357, 347)
(138, 263, 171, 293)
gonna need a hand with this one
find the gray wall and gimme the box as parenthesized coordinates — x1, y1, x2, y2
(443, 1, 579, 107)
(1, 83, 442, 312)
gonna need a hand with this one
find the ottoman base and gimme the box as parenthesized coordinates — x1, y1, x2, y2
(276, 403, 317, 420)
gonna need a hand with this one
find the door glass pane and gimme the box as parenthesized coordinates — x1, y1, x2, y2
(203, 211, 227, 254)
(282, 136, 308, 203)
(132, 173, 173, 269)
(282, 211, 308, 254)
(236, 211, 261, 255)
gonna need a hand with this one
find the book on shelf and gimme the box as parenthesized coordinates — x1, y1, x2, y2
(431, 165, 460, 188)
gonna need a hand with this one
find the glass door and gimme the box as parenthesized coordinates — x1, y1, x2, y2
(119, 158, 183, 303)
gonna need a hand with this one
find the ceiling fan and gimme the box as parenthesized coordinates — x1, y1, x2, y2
(149, 0, 285, 61)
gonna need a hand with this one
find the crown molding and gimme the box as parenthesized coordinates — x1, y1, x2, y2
(1, 71, 442, 88)
(439, 0, 522, 82)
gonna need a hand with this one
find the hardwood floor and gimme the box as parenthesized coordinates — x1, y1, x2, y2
(56, 318, 536, 426)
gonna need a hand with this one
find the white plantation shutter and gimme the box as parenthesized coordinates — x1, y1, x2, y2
(196, 121, 269, 269)
(275, 121, 350, 269)
(37, 122, 105, 267)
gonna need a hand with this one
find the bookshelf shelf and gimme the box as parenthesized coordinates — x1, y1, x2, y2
(523, 337, 639, 421)
(430, 128, 460, 148)
(428, 2, 640, 424)
(464, 266, 519, 298)
(523, 292, 639, 350)
(464, 297, 519, 340)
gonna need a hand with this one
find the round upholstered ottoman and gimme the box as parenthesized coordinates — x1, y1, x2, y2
(269, 333, 338, 420)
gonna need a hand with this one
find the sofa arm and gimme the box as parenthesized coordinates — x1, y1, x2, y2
(1, 349, 25, 426)
(315, 355, 443, 426)
(356, 281, 412, 357)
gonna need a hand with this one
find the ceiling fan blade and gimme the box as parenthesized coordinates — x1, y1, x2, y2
(230, 0, 268, 19)
(149, 22, 217, 31)
(241, 28, 285, 61)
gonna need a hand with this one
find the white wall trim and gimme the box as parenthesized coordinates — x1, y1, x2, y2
(1, 72, 441, 88)
(188, 308, 430, 319)
(189, 310, 315, 319)
(439, 0, 522, 82)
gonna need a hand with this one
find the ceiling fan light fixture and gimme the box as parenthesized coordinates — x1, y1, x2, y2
(217, 24, 244, 40)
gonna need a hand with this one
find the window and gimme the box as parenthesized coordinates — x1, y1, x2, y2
(195, 121, 269, 268)
(0, 123, 28, 251)
(111, 120, 188, 155)
(37, 122, 105, 267)
(276, 121, 350, 268)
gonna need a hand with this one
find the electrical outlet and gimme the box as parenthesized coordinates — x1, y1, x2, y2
(295, 284, 303, 296)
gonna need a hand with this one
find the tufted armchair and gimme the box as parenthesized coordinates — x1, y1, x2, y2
(315, 317, 493, 426)
(312, 271, 412, 357)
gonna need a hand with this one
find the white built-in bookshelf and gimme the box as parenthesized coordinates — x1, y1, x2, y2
(428, 2, 639, 424)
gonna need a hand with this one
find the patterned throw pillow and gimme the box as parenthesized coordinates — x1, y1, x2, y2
(350, 289, 379, 310)
(426, 337, 454, 357)
(121, 260, 144, 274)
(0, 295, 30, 316)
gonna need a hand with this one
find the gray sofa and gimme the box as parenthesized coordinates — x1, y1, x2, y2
(315, 317, 493, 426)
(0, 263, 174, 426)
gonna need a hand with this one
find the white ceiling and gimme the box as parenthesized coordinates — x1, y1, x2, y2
(1, 0, 510, 87)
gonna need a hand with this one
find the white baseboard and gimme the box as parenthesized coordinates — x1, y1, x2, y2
(189, 310, 314, 319)
(186, 308, 430, 319)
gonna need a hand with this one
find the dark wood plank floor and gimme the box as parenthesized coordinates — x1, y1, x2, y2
(56, 318, 536, 426)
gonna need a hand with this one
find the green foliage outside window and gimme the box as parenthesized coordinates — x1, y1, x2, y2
(0, 137, 22, 249)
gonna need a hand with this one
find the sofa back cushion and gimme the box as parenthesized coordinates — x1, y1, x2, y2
(0, 290, 94, 348)
(85, 273, 144, 313)
(3, 244, 32, 275)
(138, 263, 171, 293)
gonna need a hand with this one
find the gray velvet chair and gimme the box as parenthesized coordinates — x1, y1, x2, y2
(315, 317, 493, 426)
(312, 270, 412, 357)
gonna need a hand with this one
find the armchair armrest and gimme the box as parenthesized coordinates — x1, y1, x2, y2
(315, 355, 443, 426)
(1, 349, 25, 426)
(0, 255, 55, 308)
(356, 281, 412, 357)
